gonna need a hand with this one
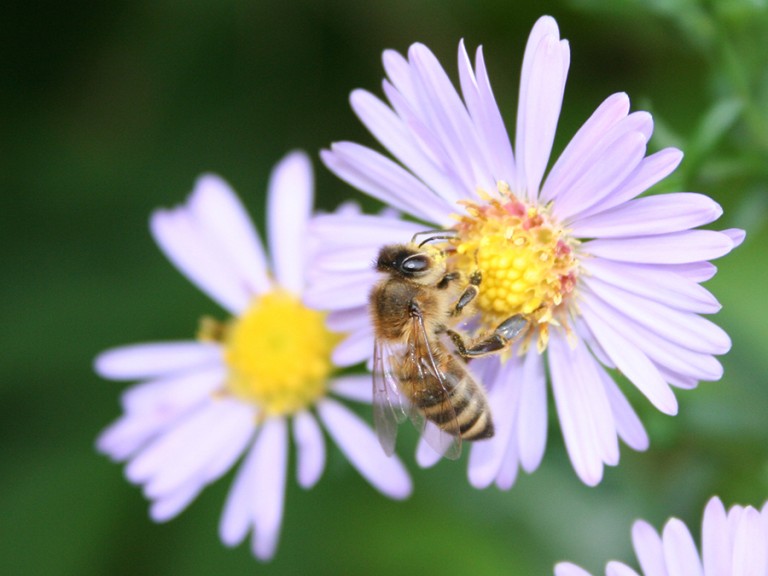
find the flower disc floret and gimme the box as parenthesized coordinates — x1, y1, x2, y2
(214, 291, 339, 416)
(452, 182, 577, 338)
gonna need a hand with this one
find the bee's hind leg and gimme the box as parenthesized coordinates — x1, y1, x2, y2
(448, 314, 529, 359)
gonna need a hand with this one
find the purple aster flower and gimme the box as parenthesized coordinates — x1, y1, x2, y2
(95, 151, 411, 561)
(555, 496, 768, 575)
(306, 16, 744, 486)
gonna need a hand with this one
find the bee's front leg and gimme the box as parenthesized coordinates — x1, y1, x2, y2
(436, 271, 461, 289)
(451, 270, 482, 316)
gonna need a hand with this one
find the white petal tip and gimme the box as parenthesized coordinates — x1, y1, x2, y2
(384, 480, 413, 501)
(467, 470, 493, 490)
(723, 228, 746, 249)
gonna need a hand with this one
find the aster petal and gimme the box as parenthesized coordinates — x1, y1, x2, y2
(332, 329, 375, 367)
(658, 367, 700, 390)
(219, 418, 288, 561)
(95, 342, 222, 381)
(579, 297, 678, 415)
(99, 368, 225, 460)
(599, 367, 649, 451)
(364, 89, 472, 201)
(352, 89, 466, 204)
(325, 306, 370, 333)
(249, 419, 289, 560)
(581, 259, 722, 314)
(554, 562, 595, 576)
(468, 360, 520, 488)
(583, 230, 734, 264)
(577, 147, 684, 219)
(702, 497, 730, 576)
(657, 261, 718, 283)
(541, 92, 630, 204)
(125, 399, 241, 486)
(518, 33, 568, 199)
(267, 151, 314, 293)
(494, 432, 521, 490)
(381, 79, 474, 203)
(571, 193, 723, 238)
(549, 331, 617, 485)
(728, 505, 745, 534)
(144, 399, 254, 499)
(548, 117, 648, 217)
(576, 318, 615, 369)
(120, 366, 224, 415)
(149, 479, 204, 522)
(582, 288, 723, 382)
(583, 276, 731, 355)
(732, 506, 767, 575)
(186, 174, 272, 297)
(605, 563, 642, 576)
(407, 43, 493, 193)
(457, 42, 516, 183)
(415, 434, 445, 468)
(571, 340, 620, 469)
(306, 214, 423, 302)
(305, 269, 375, 310)
(293, 411, 326, 489)
(382, 48, 419, 110)
(97, 414, 162, 462)
(151, 205, 251, 314)
(723, 227, 746, 248)
(122, 402, 211, 485)
(330, 375, 374, 404)
(515, 15, 568, 198)
(219, 449, 254, 546)
(309, 211, 424, 246)
(662, 518, 704, 576)
(317, 398, 411, 499)
(632, 520, 669, 576)
(200, 415, 257, 479)
(306, 255, 377, 305)
(312, 247, 379, 272)
(553, 131, 647, 222)
(321, 144, 452, 225)
(517, 347, 548, 472)
(627, 110, 654, 141)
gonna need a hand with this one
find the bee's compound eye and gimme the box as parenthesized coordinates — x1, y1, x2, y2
(401, 254, 429, 273)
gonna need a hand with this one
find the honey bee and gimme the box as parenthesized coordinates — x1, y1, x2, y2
(370, 232, 529, 460)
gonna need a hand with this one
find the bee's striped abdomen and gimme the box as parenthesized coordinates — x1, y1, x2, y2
(411, 358, 494, 440)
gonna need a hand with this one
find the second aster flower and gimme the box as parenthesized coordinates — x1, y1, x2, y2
(306, 16, 743, 487)
(95, 152, 411, 561)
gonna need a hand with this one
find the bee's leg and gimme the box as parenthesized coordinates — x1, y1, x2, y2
(451, 270, 482, 316)
(436, 271, 461, 290)
(445, 329, 471, 357)
(451, 314, 529, 358)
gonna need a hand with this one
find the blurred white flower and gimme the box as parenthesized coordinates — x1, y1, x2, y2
(95, 151, 411, 561)
(556, 496, 768, 575)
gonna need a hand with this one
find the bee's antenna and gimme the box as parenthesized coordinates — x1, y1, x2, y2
(412, 229, 458, 248)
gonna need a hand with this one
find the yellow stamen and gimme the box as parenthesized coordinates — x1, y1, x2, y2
(200, 291, 339, 416)
(451, 182, 578, 351)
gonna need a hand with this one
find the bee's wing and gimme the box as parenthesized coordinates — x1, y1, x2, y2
(372, 338, 408, 457)
(406, 314, 462, 461)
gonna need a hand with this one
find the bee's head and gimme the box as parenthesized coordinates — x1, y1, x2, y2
(375, 243, 445, 284)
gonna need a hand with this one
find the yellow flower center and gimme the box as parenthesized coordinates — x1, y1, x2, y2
(450, 182, 578, 350)
(199, 291, 339, 416)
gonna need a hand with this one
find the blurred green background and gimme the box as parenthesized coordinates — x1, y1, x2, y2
(2, 0, 767, 574)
